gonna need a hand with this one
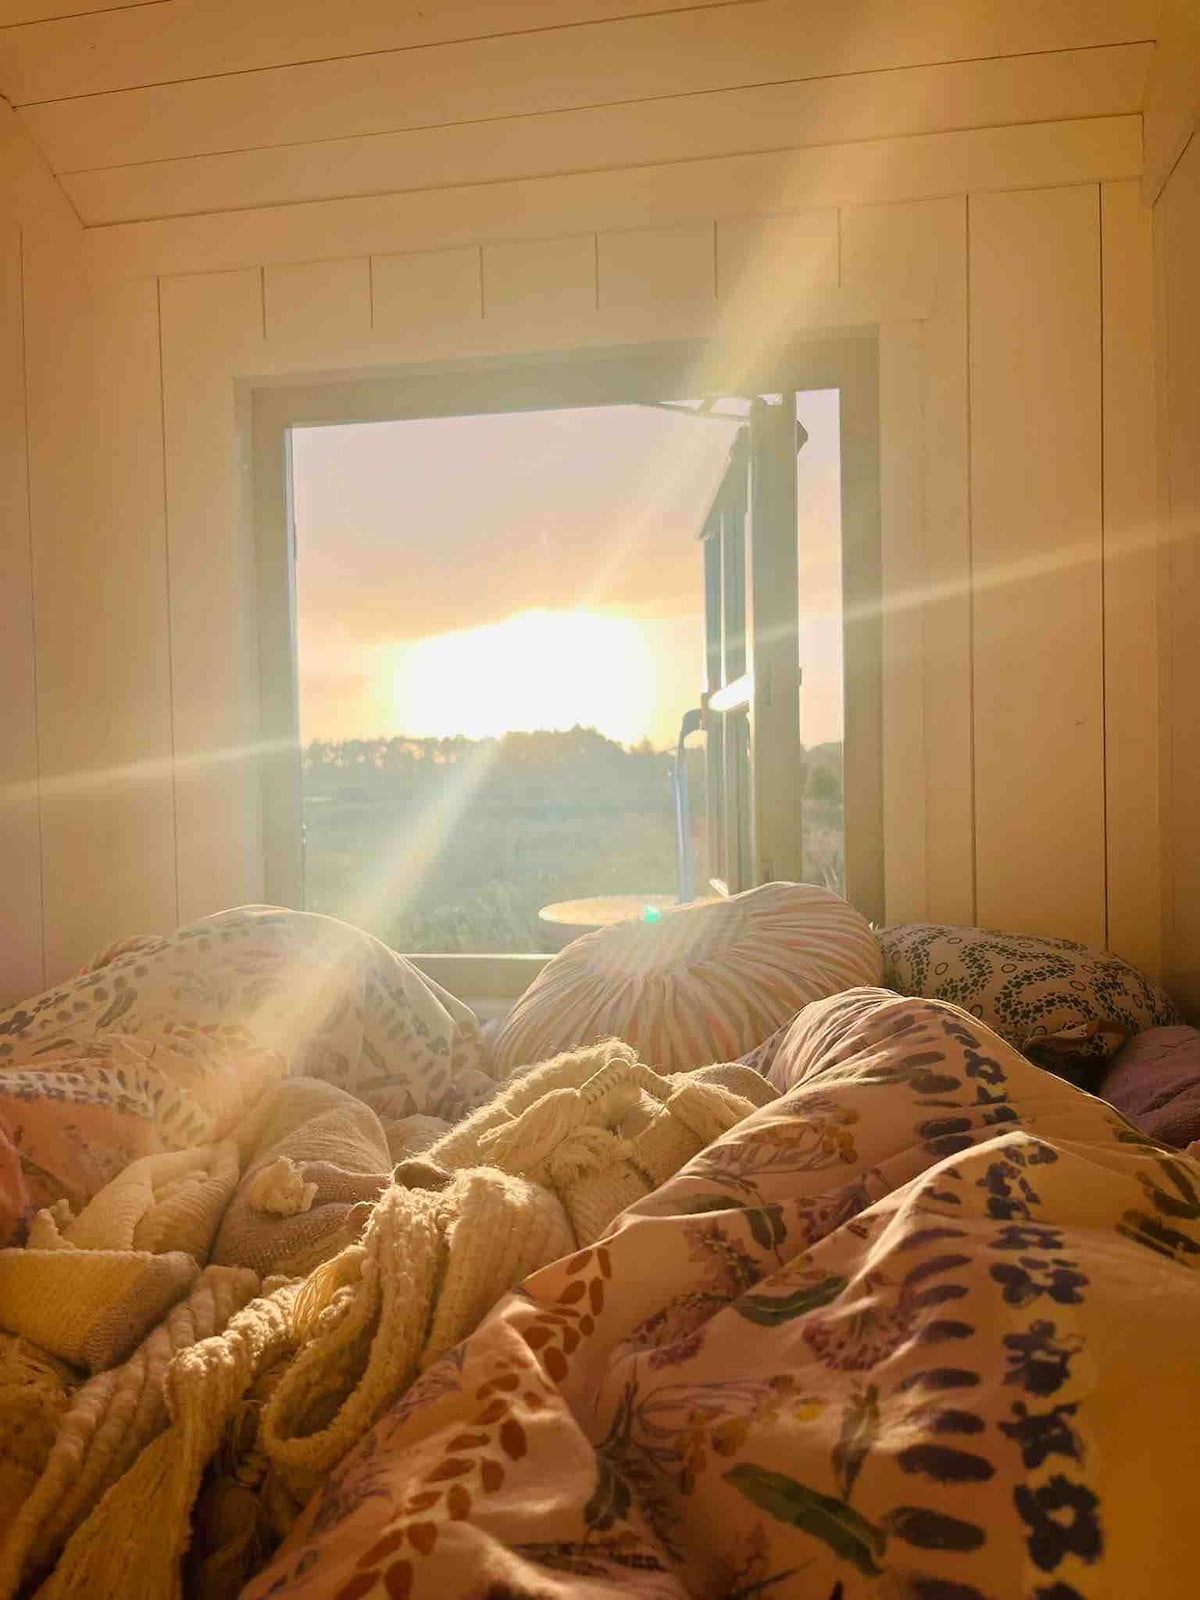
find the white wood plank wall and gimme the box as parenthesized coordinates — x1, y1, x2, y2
(1154, 129, 1200, 1015)
(0, 103, 106, 999)
(89, 162, 1157, 969)
(0, 2, 1181, 1002)
(91, 276, 179, 943)
(0, 192, 44, 1002)
(970, 185, 1107, 948)
(158, 269, 267, 924)
(1101, 181, 1161, 981)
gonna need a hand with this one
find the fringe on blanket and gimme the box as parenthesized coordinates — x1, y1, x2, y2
(5, 1041, 770, 1600)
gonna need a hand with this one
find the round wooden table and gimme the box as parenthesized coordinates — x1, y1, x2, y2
(537, 894, 678, 951)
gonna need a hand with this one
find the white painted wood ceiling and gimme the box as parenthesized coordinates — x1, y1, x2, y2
(0, 0, 1161, 226)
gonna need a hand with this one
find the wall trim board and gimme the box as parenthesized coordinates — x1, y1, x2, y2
(229, 292, 927, 385)
(83, 115, 1142, 284)
(249, 336, 870, 426)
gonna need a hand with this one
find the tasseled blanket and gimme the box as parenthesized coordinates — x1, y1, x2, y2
(0, 1039, 770, 1599)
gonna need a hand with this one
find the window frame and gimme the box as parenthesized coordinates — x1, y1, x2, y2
(251, 335, 882, 989)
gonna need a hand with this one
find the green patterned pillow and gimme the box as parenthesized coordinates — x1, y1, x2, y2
(877, 923, 1179, 1081)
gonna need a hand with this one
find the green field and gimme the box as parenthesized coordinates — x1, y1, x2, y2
(302, 727, 843, 952)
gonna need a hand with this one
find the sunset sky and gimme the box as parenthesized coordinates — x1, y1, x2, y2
(291, 388, 843, 752)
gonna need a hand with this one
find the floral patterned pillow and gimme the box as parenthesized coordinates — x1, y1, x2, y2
(877, 923, 1179, 1080)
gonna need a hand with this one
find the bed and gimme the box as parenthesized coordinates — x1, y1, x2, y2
(1, 897, 1197, 1599)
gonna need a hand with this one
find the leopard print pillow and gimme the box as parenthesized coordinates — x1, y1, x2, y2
(877, 923, 1179, 1081)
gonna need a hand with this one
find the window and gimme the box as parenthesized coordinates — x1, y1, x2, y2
(290, 402, 732, 953)
(251, 341, 882, 974)
(796, 389, 845, 893)
(695, 390, 845, 898)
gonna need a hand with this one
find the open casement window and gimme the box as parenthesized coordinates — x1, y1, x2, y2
(253, 342, 882, 1008)
(696, 395, 805, 895)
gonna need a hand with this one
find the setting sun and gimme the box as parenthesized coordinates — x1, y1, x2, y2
(384, 608, 658, 744)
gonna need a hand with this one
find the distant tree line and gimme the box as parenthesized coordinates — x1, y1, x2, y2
(301, 727, 844, 951)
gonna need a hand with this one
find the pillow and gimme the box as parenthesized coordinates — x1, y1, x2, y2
(1097, 1026, 1200, 1149)
(878, 923, 1178, 1079)
(492, 882, 881, 1077)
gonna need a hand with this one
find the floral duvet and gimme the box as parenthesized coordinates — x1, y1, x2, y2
(247, 988, 1200, 1600)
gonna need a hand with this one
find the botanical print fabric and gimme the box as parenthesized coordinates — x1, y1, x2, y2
(877, 924, 1178, 1079)
(248, 989, 1200, 1600)
(0, 907, 496, 1243)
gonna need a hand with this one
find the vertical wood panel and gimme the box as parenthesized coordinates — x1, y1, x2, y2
(842, 195, 969, 925)
(841, 198, 948, 306)
(970, 184, 1105, 946)
(93, 274, 179, 940)
(1101, 180, 1161, 977)
(918, 195, 974, 926)
(22, 215, 112, 980)
(597, 222, 714, 312)
(877, 319, 926, 922)
(2, 102, 106, 987)
(839, 340, 885, 924)
(264, 256, 370, 349)
(482, 234, 596, 325)
(1157, 133, 1200, 1014)
(160, 267, 267, 923)
(716, 210, 839, 305)
(371, 246, 482, 334)
(0, 217, 45, 1003)
(1152, 190, 1173, 997)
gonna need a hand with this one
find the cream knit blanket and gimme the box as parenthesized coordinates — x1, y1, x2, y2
(0, 1265, 259, 1597)
(27, 1042, 769, 1600)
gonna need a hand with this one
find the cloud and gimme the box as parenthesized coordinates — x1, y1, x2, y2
(293, 392, 844, 745)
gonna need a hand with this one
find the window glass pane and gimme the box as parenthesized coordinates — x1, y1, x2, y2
(796, 389, 844, 892)
(291, 404, 737, 952)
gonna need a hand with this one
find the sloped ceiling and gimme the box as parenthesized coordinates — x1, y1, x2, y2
(0, 0, 1161, 226)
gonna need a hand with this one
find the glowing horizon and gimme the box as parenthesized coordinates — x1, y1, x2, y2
(292, 392, 846, 754)
(386, 606, 658, 746)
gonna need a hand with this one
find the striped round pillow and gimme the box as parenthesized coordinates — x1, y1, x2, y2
(493, 882, 881, 1077)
